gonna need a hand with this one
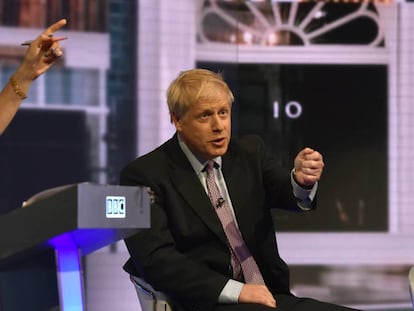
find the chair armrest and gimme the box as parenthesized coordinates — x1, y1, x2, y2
(130, 275, 173, 311)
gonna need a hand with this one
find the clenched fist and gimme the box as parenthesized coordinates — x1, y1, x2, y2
(293, 147, 324, 187)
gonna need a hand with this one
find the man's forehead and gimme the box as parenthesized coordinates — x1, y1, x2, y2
(193, 100, 230, 110)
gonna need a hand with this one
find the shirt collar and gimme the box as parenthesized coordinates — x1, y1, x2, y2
(177, 134, 222, 174)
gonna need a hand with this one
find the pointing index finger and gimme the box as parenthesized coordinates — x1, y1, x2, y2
(45, 18, 67, 36)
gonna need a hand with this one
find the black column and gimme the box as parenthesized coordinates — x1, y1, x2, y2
(106, 0, 138, 185)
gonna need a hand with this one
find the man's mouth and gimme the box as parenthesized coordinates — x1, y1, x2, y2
(211, 137, 225, 143)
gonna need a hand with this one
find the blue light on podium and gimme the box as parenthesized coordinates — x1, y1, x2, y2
(49, 235, 84, 311)
(48, 229, 122, 310)
(56, 248, 84, 311)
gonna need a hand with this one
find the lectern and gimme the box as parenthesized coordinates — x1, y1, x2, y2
(0, 182, 150, 311)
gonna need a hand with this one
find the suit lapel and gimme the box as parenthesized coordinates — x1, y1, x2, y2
(221, 146, 247, 222)
(166, 136, 228, 246)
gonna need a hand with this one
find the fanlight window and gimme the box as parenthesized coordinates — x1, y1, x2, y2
(198, 1, 384, 46)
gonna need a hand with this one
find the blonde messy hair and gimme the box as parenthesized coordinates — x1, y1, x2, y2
(166, 68, 234, 122)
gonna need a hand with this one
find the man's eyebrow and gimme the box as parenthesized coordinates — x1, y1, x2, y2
(199, 108, 212, 114)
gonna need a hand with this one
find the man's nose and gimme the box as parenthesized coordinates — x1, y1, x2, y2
(211, 114, 224, 130)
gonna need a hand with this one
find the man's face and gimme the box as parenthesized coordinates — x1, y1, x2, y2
(172, 95, 231, 160)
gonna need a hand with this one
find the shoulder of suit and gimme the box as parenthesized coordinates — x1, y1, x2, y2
(230, 135, 263, 150)
(121, 137, 175, 171)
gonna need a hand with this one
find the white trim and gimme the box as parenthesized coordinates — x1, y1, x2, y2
(20, 103, 109, 115)
(196, 44, 389, 64)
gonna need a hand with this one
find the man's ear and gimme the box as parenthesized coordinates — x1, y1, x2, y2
(171, 112, 182, 131)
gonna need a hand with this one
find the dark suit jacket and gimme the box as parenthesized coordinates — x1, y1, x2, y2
(121, 134, 316, 311)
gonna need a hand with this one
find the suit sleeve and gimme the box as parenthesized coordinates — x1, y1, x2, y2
(255, 136, 317, 211)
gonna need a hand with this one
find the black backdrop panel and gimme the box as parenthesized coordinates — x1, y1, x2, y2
(198, 62, 388, 232)
(0, 109, 90, 214)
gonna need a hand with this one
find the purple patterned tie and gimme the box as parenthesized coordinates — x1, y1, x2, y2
(205, 160, 265, 284)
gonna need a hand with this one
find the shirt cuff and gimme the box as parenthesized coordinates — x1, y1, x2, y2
(291, 169, 317, 210)
(218, 279, 244, 304)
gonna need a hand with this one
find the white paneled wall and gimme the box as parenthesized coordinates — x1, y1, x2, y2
(137, 0, 199, 155)
(86, 243, 138, 311)
(397, 7, 414, 234)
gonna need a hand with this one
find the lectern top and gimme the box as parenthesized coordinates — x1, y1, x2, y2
(0, 182, 150, 265)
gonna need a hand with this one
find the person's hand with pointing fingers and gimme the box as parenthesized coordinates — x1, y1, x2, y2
(0, 19, 68, 135)
(20, 18, 68, 79)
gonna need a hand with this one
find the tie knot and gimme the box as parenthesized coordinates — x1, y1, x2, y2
(205, 160, 217, 174)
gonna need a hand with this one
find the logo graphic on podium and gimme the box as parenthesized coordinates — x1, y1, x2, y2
(106, 196, 126, 218)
